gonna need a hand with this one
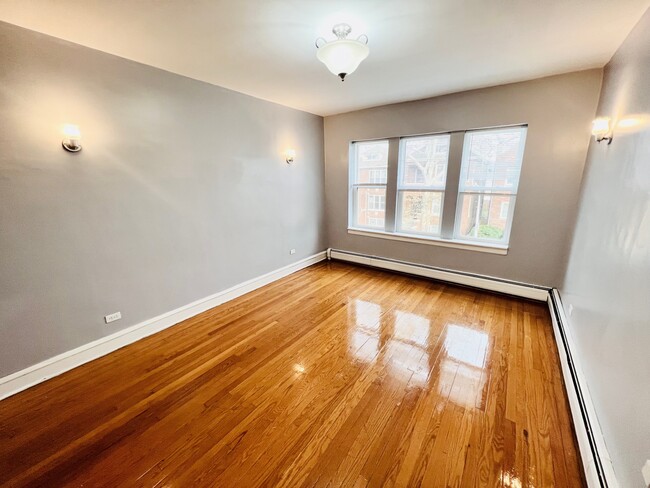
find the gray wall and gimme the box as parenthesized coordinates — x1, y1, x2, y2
(324, 70, 603, 286)
(0, 22, 326, 376)
(561, 9, 650, 488)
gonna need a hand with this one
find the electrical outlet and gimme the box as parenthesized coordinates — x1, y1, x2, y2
(104, 311, 122, 324)
(290, 249, 296, 255)
(642, 459, 650, 487)
(568, 304, 574, 317)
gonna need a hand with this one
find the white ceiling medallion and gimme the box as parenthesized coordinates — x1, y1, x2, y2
(315, 23, 369, 81)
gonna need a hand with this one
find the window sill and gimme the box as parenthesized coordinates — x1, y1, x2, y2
(347, 228, 509, 255)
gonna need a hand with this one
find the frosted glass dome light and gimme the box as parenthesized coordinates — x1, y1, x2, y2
(316, 24, 369, 81)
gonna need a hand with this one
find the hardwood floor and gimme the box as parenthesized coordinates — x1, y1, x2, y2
(0, 261, 584, 487)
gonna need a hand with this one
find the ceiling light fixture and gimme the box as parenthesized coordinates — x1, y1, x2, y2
(315, 23, 369, 81)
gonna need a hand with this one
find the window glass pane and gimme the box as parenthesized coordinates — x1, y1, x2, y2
(355, 140, 389, 184)
(457, 194, 514, 241)
(355, 187, 386, 229)
(400, 135, 450, 188)
(398, 191, 443, 235)
(460, 128, 526, 193)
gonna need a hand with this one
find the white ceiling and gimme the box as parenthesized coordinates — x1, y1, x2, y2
(0, 0, 648, 116)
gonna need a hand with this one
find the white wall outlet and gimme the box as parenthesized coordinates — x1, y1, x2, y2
(104, 311, 122, 324)
(290, 249, 296, 255)
(568, 304, 574, 317)
(642, 459, 650, 487)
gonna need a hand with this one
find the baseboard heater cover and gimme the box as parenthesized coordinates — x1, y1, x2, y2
(328, 248, 550, 301)
(0, 251, 327, 401)
(548, 289, 618, 488)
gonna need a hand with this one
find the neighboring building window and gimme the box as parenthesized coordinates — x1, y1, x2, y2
(455, 126, 527, 243)
(369, 169, 387, 183)
(350, 140, 389, 229)
(396, 134, 450, 237)
(367, 194, 386, 210)
(499, 201, 510, 220)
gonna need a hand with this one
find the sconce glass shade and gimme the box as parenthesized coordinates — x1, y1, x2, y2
(62, 123, 82, 152)
(285, 149, 296, 164)
(592, 118, 610, 136)
(316, 24, 369, 81)
(63, 124, 81, 139)
(591, 117, 612, 144)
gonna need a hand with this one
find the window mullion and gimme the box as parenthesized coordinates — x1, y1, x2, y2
(384, 137, 400, 233)
(441, 132, 465, 239)
(348, 143, 357, 228)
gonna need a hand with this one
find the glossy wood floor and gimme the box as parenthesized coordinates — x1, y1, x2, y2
(0, 261, 584, 487)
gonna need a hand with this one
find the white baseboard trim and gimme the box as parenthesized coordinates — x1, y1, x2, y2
(0, 251, 327, 401)
(548, 289, 617, 488)
(329, 249, 549, 301)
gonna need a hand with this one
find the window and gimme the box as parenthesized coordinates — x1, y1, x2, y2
(499, 201, 510, 220)
(396, 135, 450, 236)
(367, 194, 386, 210)
(369, 169, 387, 183)
(348, 125, 527, 252)
(455, 127, 526, 243)
(350, 140, 389, 229)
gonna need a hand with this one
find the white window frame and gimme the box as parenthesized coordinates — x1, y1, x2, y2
(395, 134, 450, 238)
(348, 125, 527, 254)
(453, 126, 527, 245)
(349, 140, 389, 231)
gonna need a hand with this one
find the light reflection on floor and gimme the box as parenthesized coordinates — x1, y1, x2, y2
(501, 470, 525, 488)
(394, 310, 430, 347)
(349, 299, 381, 363)
(444, 324, 489, 368)
(348, 298, 491, 404)
(440, 324, 490, 407)
(349, 299, 433, 382)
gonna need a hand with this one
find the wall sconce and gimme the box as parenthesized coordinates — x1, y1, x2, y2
(285, 149, 296, 164)
(62, 124, 82, 152)
(592, 117, 612, 144)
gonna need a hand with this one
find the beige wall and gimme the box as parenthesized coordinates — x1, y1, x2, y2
(561, 8, 650, 487)
(324, 70, 603, 286)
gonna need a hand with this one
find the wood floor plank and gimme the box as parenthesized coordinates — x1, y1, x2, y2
(0, 261, 585, 487)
